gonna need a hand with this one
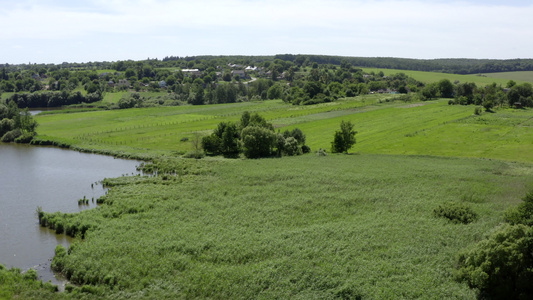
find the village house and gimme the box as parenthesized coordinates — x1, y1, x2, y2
(231, 70, 246, 79)
(182, 69, 202, 77)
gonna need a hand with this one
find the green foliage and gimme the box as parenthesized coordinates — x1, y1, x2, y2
(1, 128, 21, 142)
(201, 134, 221, 156)
(283, 136, 301, 156)
(433, 202, 478, 224)
(220, 122, 240, 158)
(33, 155, 533, 299)
(504, 191, 533, 226)
(0, 264, 61, 299)
(331, 120, 357, 153)
(456, 224, 533, 299)
(241, 125, 276, 158)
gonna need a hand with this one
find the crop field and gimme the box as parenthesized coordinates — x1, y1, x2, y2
(35, 96, 533, 163)
(481, 71, 533, 83)
(361, 68, 521, 86)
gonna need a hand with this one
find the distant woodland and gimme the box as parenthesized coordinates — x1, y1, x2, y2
(2, 55, 533, 111)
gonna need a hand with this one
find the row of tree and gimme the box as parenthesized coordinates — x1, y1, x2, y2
(6, 91, 103, 108)
(409, 78, 533, 109)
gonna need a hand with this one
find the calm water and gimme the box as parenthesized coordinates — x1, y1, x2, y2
(0, 143, 140, 284)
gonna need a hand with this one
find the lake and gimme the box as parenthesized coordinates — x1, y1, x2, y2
(0, 143, 140, 285)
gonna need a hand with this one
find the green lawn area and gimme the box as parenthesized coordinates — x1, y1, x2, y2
(361, 68, 522, 86)
(35, 97, 533, 163)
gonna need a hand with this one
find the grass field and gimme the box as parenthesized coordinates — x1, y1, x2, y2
(481, 71, 533, 83)
(34, 96, 533, 163)
(14, 93, 533, 299)
(361, 68, 523, 86)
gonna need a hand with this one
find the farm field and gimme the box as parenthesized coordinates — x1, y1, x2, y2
(35, 96, 533, 163)
(361, 68, 522, 86)
(481, 71, 533, 83)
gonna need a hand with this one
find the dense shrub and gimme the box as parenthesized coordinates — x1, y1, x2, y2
(433, 202, 477, 224)
(51, 245, 67, 272)
(505, 191, 533, 226)
(283, 137, 301, 156)
(301, 144, 311, 154)
(201, 134, 222, 155)
(456, 224, 533, 299)
(14, 131, 35, 143)
(241, 126, 276, 158)
(1, 129, 21, 142)
(0, 118, 14, 136)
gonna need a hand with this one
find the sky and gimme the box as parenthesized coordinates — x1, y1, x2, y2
(0, 0, 532, 64)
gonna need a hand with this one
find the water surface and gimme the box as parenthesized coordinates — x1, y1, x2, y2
(0, 143, 140, 284)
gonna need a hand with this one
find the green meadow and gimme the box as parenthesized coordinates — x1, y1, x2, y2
(481, 71, 533, 83)
(361, 68, 523, 86)
(35, 96, 533, 163)
(11, 94, 533, 299)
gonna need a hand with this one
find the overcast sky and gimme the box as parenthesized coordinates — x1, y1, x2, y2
(0, 0, 532, 64)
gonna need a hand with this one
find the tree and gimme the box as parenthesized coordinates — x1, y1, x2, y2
(331, 120, 357, 153)
(241, 126, 276, 158)
(437, 79, 454, 98)
(456, 224, 533, 299)
(267, 84, 283, 100)
(220, 122, 240, 158)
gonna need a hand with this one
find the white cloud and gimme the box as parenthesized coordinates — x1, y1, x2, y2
(0, 0, 532, 63)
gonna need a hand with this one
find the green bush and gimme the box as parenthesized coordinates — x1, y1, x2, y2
(22, 269, 38, 281)
(201, 134, 221, 155)
(456, 224, 533, 299)
(283, 137, 301, 156)
(301, 144, 311, 154)
(1, 128, 21, 142)
(505, 191, 533, 226)
(183, 151, 205, 159)
(241, 126, 276, 158)
(51, 245, 67, 272)
(433, 202, 477, 224)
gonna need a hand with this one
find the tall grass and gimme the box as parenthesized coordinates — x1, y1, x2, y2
(40, 155, 533, 299)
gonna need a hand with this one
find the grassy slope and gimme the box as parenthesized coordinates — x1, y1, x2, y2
(361, 68, 524, 86)
(35, 97, 533, 163)
(41, 155, 533, 299)
(481, 71, 533, 83)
